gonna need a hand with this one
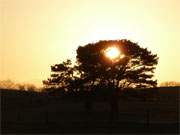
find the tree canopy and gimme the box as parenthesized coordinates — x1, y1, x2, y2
(43, 39, 158, 91)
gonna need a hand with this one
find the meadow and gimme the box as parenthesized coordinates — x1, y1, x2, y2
(1, 87, 179, 134)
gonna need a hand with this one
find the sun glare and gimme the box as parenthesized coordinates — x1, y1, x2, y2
(105, 47, 120, 60)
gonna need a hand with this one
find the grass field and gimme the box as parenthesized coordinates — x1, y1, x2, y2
(1, 87, 179, 134)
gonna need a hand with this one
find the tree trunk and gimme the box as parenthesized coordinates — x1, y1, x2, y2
(84, 92, 93, 113)
(109, 87, 119, 122)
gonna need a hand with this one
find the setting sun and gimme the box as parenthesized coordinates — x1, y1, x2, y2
(105, 47, 120, 60)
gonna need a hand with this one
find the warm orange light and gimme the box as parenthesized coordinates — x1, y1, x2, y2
(105, 47, 120, 60)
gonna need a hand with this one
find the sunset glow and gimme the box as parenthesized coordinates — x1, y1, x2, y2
(1, 0, 180, 86)
(105, 47, 120, 60)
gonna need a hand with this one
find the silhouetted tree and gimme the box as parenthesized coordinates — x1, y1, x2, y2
(76, 39, 158, 121)
(43, 59, 74, 91)
(44, 39, 158, 120)
(76, 39, 158, 89)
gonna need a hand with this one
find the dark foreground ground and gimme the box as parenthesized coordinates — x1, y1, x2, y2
(1, 87, 180, 134)
(2, 121, 179, 134)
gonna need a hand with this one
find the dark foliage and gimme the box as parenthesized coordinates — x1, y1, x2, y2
(43, 39, 158, 91)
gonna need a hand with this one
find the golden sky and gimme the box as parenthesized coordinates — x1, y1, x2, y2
(1, 0, 180, 86)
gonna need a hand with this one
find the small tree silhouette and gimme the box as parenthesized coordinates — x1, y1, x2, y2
(43, 59, 74, 91)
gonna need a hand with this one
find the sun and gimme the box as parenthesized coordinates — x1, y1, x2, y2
(104, 47, 120, 60)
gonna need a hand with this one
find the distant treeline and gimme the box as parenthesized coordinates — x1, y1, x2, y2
(160, 81, 180, 87)
(1, 86, 179, 102)
(0, 79, 179, 93)
(0, 80, 40, 91)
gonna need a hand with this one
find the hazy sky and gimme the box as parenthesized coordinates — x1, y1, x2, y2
(1, 0, 180, 86)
